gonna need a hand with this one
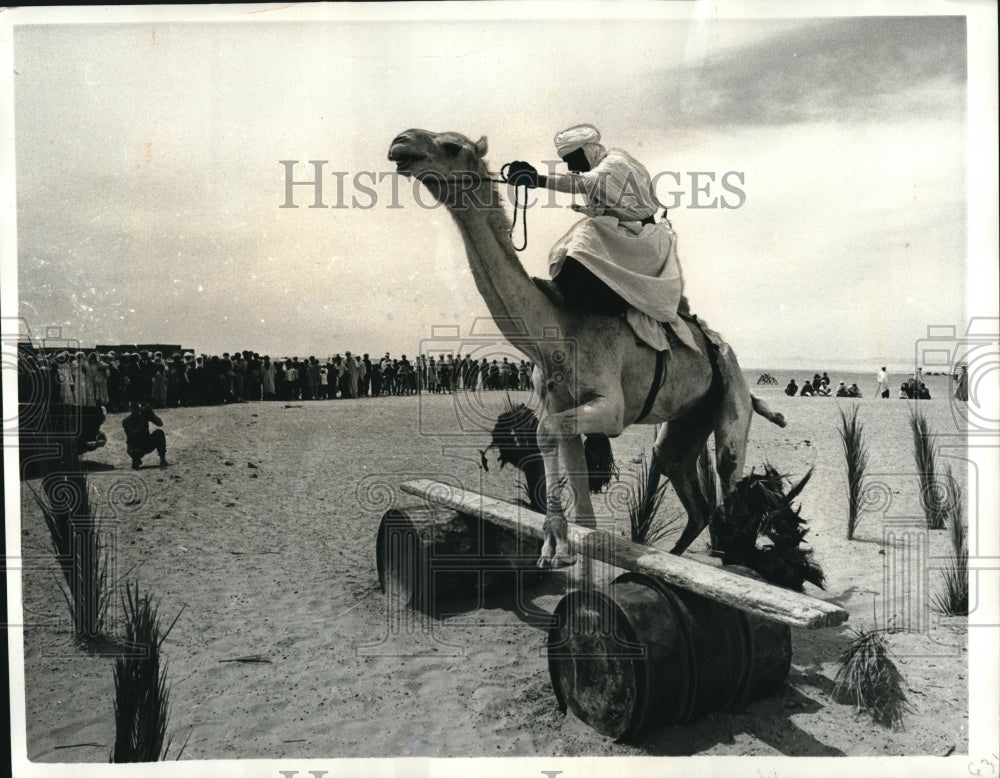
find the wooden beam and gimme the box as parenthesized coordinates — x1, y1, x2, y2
(400, 479, 848, 630)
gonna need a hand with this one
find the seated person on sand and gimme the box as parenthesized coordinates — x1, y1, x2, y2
(785, 379, 798, 396)
(899, 382, 910, 399)
(847, 383, 861, 398)
(123, 402, 168, 470)
(917, 383, 931, 400)
(816, 381, 831, 397)
(836, 381, 850, 397)
(506, 124, 692, 352)
(799, 380, 815, 397)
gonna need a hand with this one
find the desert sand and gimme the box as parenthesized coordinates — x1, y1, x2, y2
(16, 374, 970, 763)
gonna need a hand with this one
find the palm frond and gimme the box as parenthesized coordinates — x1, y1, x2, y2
(932, 466, 968, 616)
(839, 404, 870, 539)
(627, 456, 682, 547)
(909, 407, 947, 529)
(111, 582, 184, 762)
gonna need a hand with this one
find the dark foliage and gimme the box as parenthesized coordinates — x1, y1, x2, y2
(479, 399, 546, 513)
(710, 465, 825, 592)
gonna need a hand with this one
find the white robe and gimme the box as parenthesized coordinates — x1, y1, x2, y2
(548, 148, 695, 352)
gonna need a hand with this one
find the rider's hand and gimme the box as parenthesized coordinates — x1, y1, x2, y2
(506, 161, 539, 188)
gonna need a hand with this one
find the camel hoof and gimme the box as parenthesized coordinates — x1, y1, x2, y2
(773, 413, 787, 428)
(536, 553, 577, 570)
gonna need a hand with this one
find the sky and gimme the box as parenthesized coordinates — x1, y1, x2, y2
(2, 3, 996, 372)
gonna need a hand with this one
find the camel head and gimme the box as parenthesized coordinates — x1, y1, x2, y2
(388, 129, 491, 207)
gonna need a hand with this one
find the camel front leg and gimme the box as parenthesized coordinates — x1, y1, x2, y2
(535, 422, 575, 569)
(536, 396, 623, 568)
(560, 434, 596, 530)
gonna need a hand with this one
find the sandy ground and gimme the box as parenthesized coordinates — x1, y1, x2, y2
(15, 379, 971, 763)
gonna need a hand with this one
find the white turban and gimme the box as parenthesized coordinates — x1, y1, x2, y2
(554, 124, 601, 157)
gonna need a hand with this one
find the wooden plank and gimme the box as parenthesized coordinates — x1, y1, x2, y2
(400, 479, 848, 630)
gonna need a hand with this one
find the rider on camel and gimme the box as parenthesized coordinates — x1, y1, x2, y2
(506, 124, 692, 351)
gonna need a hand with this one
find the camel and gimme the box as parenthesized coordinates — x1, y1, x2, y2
(388, 129, 786, 568)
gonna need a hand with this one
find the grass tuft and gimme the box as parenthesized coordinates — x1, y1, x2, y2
(909, 406, 947, 530)
(932, 466, 968, 616)
(832, 626, 912, 730)
(838, 405, 870, 540)
(111, 582, 184, 762)
(29, 468, 112, 640)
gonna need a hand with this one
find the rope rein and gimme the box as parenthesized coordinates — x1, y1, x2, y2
(497, 163, 528, 252)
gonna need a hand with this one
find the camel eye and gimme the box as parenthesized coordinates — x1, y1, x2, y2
(442, 142, 462, 157)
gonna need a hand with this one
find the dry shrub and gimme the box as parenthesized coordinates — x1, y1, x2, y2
(832, 626, 912, 730)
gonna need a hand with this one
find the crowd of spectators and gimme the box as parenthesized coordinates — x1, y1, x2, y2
(782, 369, 933, 400)
(17, 348, 535, 412)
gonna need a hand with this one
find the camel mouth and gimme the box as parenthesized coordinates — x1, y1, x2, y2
(388, 143, 426, 173)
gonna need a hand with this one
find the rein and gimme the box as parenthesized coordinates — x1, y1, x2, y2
(498, 163, 529, 252)
(435, 167, 530, 252)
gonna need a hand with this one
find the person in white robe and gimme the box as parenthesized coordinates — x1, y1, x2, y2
(506, 124, 693, 351)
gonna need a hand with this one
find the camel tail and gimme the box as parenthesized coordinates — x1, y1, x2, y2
(751, 393, 787, 428)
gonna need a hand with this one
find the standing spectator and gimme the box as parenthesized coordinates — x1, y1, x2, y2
(283, 359, 298, 400)
(344, 352, 360, 398)
(955, 365, 969, 402)
(233, 353, 247, 401)
(875, 366, 890, 399)
(382, 360, 396, 395)
(247, 352, 262, 401)
(297, 358, 310, 400)
(438, 357, 452, 394)
(307, 357, 320, 400)
(92, 352, 110, 407)
(262, 356, 276, 400)
(427, 357, 439, 393)
(318, 362, 329, 399)
(166, 354, 183, 407)
(361, 354, 372, 397)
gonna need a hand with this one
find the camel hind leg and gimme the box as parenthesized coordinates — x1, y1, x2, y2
(712, 344, 754, 494)
(651, 416, 714, 555)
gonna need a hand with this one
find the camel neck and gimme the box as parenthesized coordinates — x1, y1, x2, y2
(447, 182, 562, 355)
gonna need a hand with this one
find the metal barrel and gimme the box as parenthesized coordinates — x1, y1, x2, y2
(376, 505, 546, 614)
(547, 568, 791, 741)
